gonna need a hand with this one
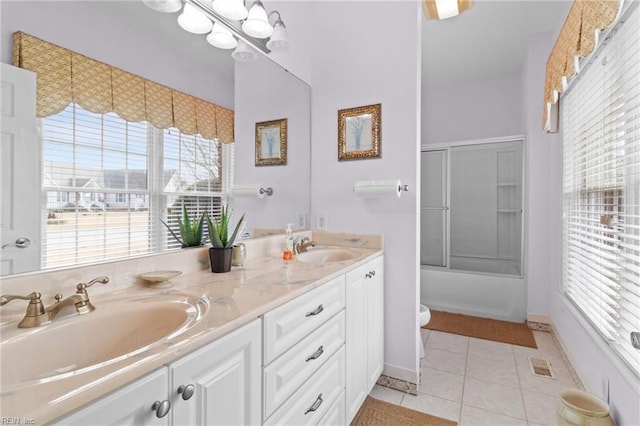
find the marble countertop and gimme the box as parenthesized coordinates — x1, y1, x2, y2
(0, 240, 382, 424)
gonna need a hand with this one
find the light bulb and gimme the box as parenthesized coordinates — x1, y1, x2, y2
(177, 3, 213, 34)
(207, 23, 238, 50)
(211, 0, 248, 20)
(241, 1, 273, 39)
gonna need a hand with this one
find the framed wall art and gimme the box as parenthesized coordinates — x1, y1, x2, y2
(338, 103, 381, 161)
(255, 118, 287, 166)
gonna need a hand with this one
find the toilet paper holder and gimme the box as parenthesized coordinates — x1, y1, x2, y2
(353, 180, 410, 198)
(230, 185, 274, 198)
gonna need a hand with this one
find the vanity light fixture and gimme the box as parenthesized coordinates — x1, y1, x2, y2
(178, 3, 213, 33)
(207, 23, 238, 49)
(242, 0, 273, 38)
(211, 0, 248, 21)
(144, 0, 289, 62)
(266, 11, 289, 51)
(231, 39, 258, 62)
(423, 0, 474, 20)
(142, 0, 183, 13)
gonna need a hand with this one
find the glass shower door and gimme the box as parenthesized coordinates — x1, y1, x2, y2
(420, 150, 447, 267)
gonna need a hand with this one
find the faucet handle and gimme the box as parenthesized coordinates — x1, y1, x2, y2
(76, 276, 109, 294)
(0, 291, 42, 306)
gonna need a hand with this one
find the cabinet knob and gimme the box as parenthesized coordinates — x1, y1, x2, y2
(305, 304, 324, 317)
(177, 384, 195, 400)
(304, 393, 323, 415)
(151, 400, 171, 418)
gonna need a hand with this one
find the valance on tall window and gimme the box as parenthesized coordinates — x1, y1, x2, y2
(543, 0, 621, 133)
(12, 31, 234, 143)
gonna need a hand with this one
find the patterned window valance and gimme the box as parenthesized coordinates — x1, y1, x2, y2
(543, 0, 620, 133)
(12, 31, 234, 143)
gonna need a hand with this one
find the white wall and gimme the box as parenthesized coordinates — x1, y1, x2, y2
(234, 54, 311, 231)
(422, 74, 523, 144)
(309, 1, 422, 382)
(0, 1, 233, 108)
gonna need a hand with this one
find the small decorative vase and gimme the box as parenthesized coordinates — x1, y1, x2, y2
(209, 247, 233, 273)
(232, 243, 247, 266)
(556, 389, 614, 426)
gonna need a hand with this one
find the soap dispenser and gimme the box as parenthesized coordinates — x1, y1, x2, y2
(282, 223, 294, 261)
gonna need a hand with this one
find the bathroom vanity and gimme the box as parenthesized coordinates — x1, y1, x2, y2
(0, 233, 384, 425)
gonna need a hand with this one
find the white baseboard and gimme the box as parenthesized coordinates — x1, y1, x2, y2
(383, 363, 418, 384)
(527, 313, 552, 324)
(550, 322, 590, 392)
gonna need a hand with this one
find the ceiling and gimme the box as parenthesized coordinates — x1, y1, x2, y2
(84, 1, 569, 89)
(422, 0, 569, 88)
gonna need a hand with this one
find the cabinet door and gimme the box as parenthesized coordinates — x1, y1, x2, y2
(345, 262, 369, 423)
(169, 319, 261, 426)
(52, 368, 169, 426)
(366, 256, 384, 391)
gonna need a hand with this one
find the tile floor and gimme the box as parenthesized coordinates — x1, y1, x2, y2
(370, 329, 581, 426)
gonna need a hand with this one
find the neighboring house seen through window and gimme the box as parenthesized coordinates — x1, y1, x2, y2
(42, 103, 227, 269)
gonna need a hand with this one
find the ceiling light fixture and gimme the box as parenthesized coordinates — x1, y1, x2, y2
(145, 0, 289, 62)
(422, 0, 474, 20)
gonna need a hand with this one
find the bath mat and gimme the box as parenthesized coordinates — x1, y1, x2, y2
(351, 396, 457, 426)
(422, 310, 537, 348)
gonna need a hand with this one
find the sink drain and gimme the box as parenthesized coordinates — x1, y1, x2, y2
(529, 357, 555, 379)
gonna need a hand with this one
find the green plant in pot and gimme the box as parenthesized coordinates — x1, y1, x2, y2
(206, 205, 245, 273)
(160, 206, 204, 248)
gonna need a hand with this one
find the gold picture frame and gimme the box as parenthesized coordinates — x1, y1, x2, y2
(255, 118, 287, 166)
(338, 103, 381, 161)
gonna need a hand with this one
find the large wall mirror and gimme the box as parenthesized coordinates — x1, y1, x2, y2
(0, 0, 310, 277)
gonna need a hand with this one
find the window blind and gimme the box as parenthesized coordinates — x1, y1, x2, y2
(562, 3, 640, 375)
(42, 103, 227, 268)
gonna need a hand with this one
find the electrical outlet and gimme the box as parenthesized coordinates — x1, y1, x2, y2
(295, 213, 307, 229)
(316, 213, 328, 231)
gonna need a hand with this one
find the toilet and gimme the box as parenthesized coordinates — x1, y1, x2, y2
(419, 304, 431, 358)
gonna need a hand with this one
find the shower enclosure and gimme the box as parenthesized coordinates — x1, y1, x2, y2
(420, 138, 526, 322)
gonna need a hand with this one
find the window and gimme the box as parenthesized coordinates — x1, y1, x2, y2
(562, 4, 640, 375)
(42, 103, 230, 269)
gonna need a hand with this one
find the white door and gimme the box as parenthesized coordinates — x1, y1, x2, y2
(0, 63, 40, 275)
(366, 256, 384, 391)
(169, 319, 262, 426)
(345, 263, 368, 423)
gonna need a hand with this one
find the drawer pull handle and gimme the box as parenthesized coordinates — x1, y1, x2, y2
(151, 400, 171, 418)
(305, 345, 324, 362)
(305, 304, 324, 317)
(177, 384, 195, 400)
(304, 393, 323, 415)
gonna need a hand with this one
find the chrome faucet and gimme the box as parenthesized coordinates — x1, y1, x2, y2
(0, 276, 109, 328)
(294, 237, 317, 254)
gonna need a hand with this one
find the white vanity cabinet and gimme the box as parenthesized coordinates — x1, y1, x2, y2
(52, 368, 170, 426)
(169, 318, 262, 426)
(54, 319, 261, 426)
(263, 275, 347, 425)
(345, 255, 384, 423)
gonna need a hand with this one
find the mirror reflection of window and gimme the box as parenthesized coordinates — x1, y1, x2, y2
(42, 103, 227, 269)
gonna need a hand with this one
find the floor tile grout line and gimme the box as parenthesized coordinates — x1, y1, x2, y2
(513, 340, 531, 425)
(458, 334, 470, 424)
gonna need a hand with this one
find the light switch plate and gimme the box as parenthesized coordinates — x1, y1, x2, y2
(316, 213, 328, 231)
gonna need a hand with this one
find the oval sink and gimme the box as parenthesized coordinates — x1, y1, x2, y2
(0, 294, 207, 388)
(296, 248, 358, 264)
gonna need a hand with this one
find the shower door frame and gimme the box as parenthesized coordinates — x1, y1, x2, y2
(420, 135, 527, 277)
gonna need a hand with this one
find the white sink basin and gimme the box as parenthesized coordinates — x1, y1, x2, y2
(0, 294, 207, 388)
(296, 248, 358, 264)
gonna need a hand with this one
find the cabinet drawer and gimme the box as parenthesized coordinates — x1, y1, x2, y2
(263, 275, 345, 364)
(264, 310, 345, 419)
(317, 389, 345, 426)
(264, 347, 345, 426)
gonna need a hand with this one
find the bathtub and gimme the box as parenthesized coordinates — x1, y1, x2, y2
(420, 256, 526, 323)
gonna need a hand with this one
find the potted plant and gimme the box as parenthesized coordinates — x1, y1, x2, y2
(160, 206, 204, 248)
(206, 205, 245, 273)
